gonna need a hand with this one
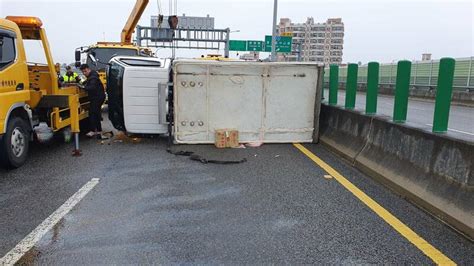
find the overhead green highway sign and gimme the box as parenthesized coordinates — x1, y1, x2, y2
(264, 35, 292, 53)
(247, 41, 264, 52)
(229, 36, 292, 52)
(229, 40, 247, 51)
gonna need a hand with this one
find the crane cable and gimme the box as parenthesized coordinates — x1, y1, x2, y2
(156, 0, 162, 14)
(169, 0, 178, 58)
(156, 0, 163, 28)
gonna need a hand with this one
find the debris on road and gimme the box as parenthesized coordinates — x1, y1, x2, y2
(246, 142, 263, 148)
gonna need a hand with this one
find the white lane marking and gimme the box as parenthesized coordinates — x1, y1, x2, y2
(0, 178, 100, 265)
(426, 124, 474, 136)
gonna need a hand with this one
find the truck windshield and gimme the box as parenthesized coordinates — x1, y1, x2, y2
(87, 48, 138, 71)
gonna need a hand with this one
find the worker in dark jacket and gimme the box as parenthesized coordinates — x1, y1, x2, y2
(79, 64, 106, 138)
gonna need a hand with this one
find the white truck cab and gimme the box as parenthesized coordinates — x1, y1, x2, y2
(107, 56, 171, 134)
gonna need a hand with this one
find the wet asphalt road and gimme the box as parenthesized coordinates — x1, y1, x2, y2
(0, 123, 473, 264)
(323, 89, 474, 142)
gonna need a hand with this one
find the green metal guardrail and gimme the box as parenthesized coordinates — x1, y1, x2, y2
(324, 57, 473, 90)
(326, 57, 457, 133)
(366, 62, 379, 115)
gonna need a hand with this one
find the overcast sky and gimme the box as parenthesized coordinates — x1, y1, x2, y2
(1, 0, 472, 64)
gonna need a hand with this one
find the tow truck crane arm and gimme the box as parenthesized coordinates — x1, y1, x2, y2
(121, 0, 149, 44)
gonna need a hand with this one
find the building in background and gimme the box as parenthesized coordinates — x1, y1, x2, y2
(422, 53, 432, 61)
(277, 17, 344, 64)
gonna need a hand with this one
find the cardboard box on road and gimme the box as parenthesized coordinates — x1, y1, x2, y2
(215, 129, 239, 148)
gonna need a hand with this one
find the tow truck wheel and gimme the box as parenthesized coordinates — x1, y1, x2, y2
(0, 117, 30, 169)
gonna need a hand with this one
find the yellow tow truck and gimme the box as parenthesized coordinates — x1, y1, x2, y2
(74, 0, 150, 87)
(0, 16, 88, 168)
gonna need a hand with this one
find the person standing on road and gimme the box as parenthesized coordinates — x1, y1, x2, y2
(79, 64, 106, 138)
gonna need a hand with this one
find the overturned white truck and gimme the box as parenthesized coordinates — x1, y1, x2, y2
(106, 57, 323, 144)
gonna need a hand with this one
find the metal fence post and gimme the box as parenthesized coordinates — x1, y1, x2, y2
(428, 60, 433, 86)
(365, 62, 379, 114)
(393, 60, 412, 123)
(345, 63, 358, 109)
(432, 58, 455, 133)
(389, 63, 393, 84)
(467, 56, 473, 88)
(322, 67, 325, 100)
(329, 64, 339, 105)
(413, 61, 417, 85)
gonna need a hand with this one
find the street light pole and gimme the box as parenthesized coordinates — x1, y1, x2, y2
(224, 28, 230, 58)
(271, 0, 278, 61)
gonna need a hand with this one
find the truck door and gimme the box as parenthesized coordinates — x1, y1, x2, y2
(0, 27, 28, 94)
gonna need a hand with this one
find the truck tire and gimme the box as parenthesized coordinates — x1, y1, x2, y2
(0, 117, 30, 169)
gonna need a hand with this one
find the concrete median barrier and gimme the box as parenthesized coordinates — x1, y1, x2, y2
(318, 104, 474, 240)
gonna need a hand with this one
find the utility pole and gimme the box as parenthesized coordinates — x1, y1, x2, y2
(271, 0, 278, 61)
(297, 42, 302, 62)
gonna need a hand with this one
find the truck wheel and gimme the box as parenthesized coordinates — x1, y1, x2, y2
(0, 117, 30, 169)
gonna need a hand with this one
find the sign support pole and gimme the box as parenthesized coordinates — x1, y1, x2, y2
(271, 0, 278, 61)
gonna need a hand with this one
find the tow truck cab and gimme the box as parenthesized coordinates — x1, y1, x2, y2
(0, 18, 30, 134)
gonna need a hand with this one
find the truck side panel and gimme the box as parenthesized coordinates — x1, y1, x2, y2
(173, 61, 321, 144)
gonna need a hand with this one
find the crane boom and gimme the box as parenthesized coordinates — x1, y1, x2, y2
(121, 0, 149, 44)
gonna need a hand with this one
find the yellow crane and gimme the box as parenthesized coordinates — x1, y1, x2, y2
(122, 0, 150, 44)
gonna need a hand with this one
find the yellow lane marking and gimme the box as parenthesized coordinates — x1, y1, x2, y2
(293, 143, 455, 265)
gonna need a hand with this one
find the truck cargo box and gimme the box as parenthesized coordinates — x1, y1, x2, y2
(173, 60, 322, 144)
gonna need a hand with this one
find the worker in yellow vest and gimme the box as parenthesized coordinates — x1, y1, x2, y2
(60, 66, 80, 84)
